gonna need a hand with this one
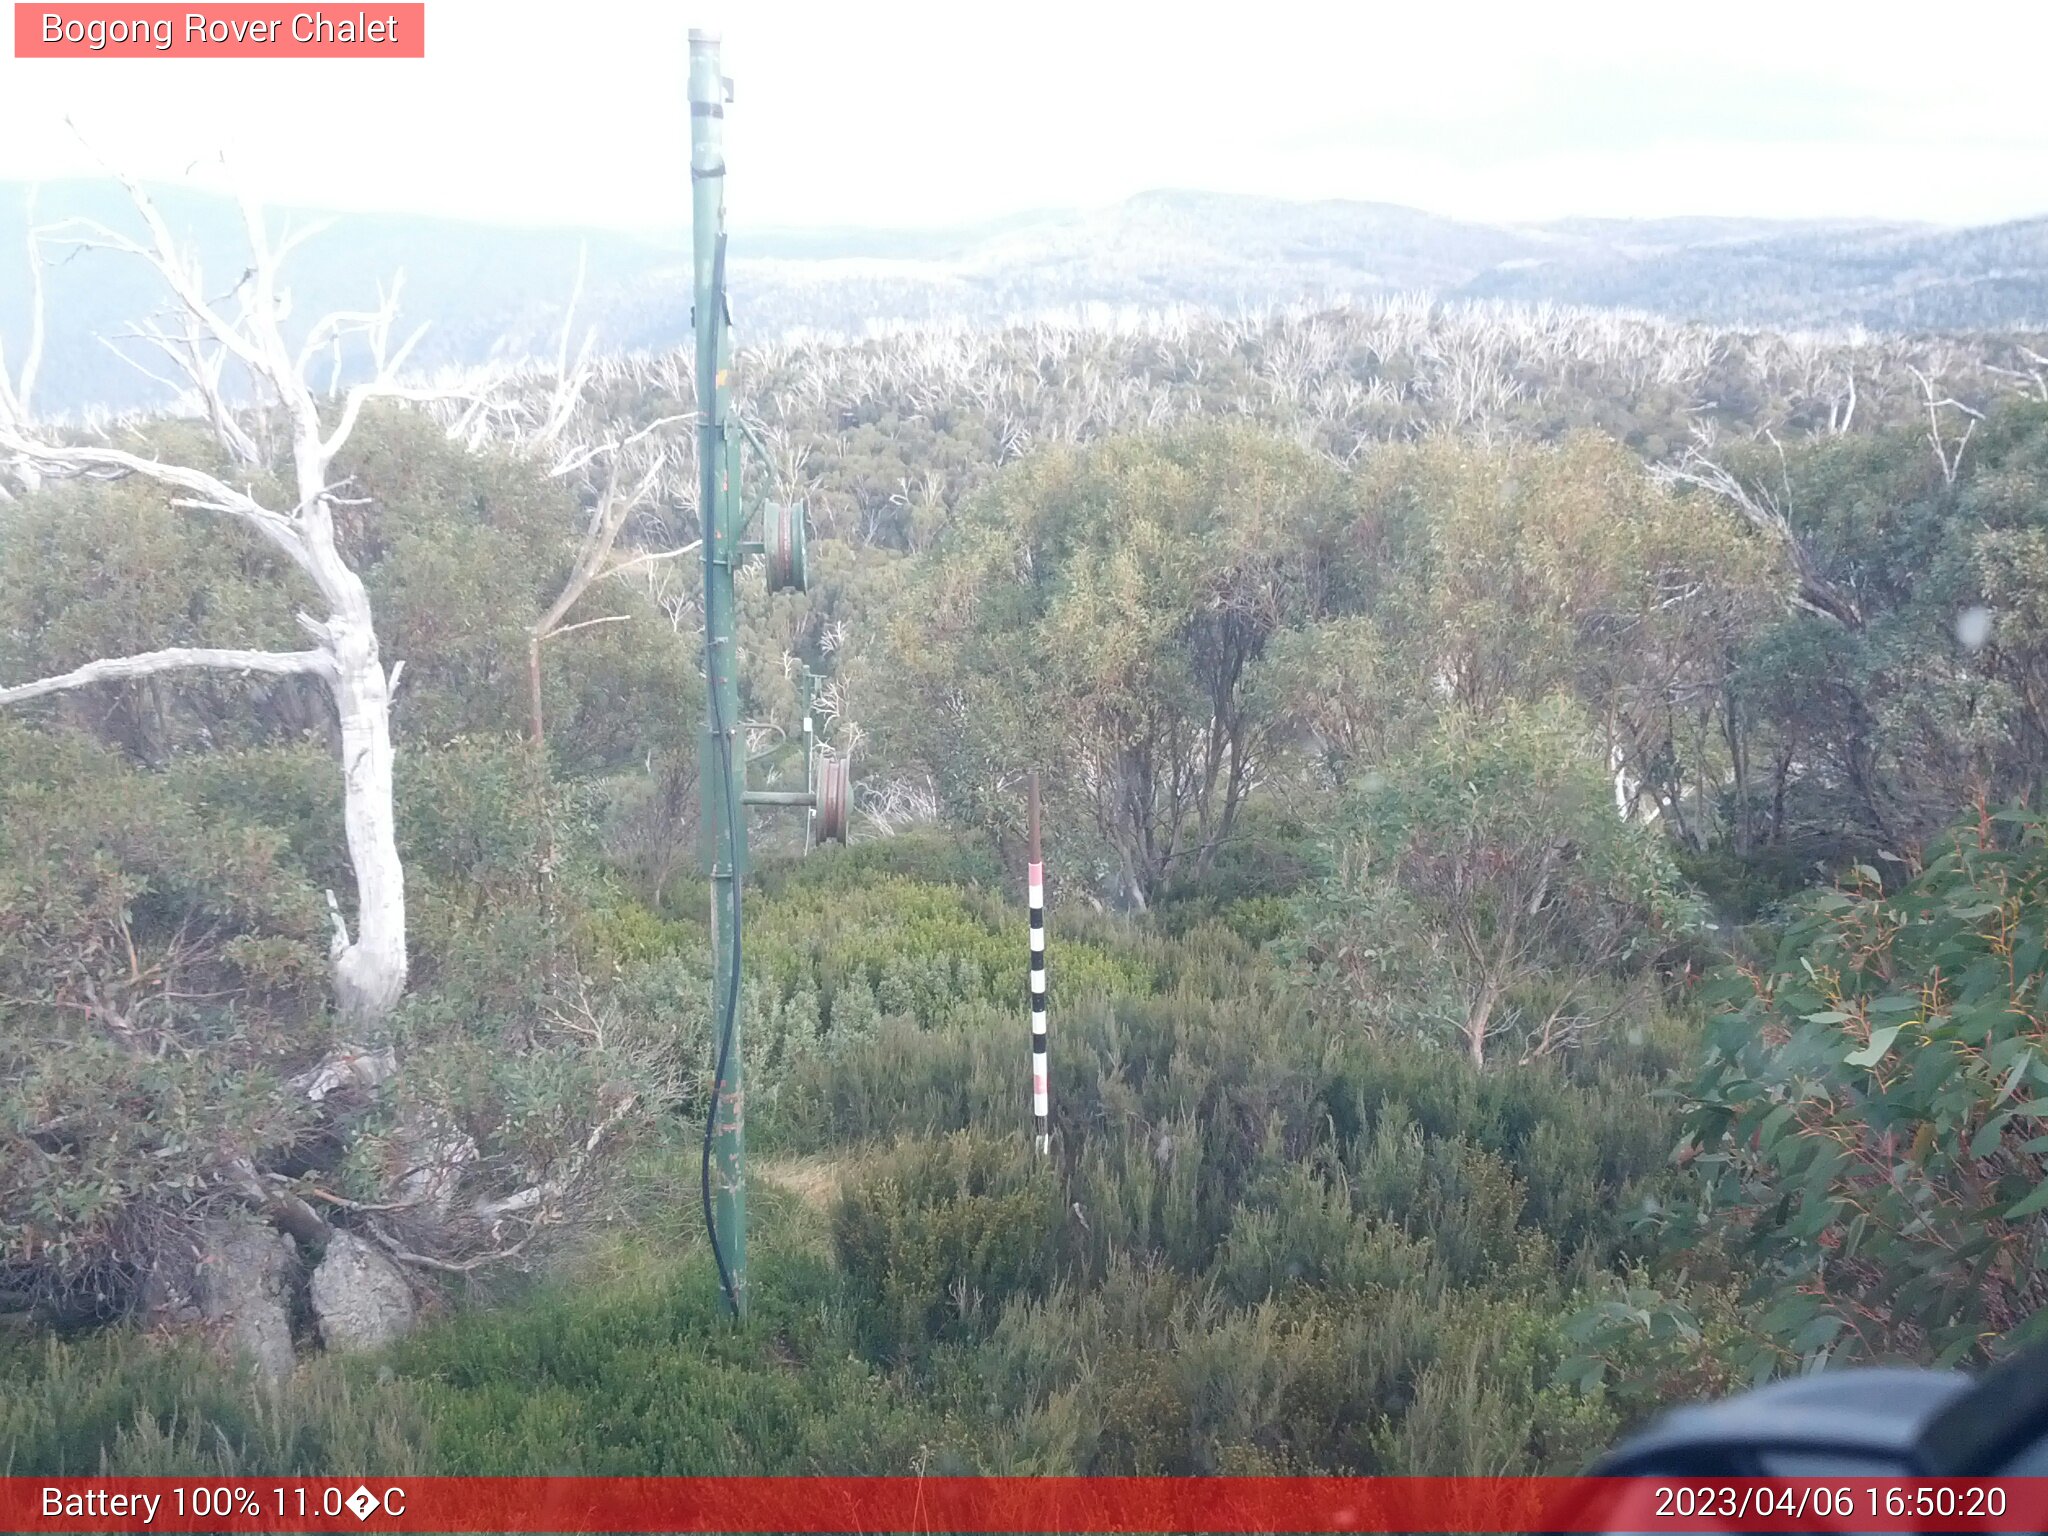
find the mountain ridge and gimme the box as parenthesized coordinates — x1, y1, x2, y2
(4, 181, 2044, 413)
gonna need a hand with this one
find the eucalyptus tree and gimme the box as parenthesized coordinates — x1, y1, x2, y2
(890, 425, 1345, 909)
(1296, 698, 1695, 1067)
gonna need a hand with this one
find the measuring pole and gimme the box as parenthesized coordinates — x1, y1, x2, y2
(1028, 772, 1049, 1153)
(691, 28, 747, 1317)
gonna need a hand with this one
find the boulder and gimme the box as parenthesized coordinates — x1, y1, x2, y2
(309, 1230, 416, 1352)
(196, 1222, 300, 1391)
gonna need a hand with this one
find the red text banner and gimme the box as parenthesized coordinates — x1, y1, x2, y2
(14, 4, 424, 57)
(5, 1476, 2048, 1533)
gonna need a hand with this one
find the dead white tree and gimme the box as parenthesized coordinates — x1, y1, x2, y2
(0, 189, 51, 497)
(1824, 366, 1857, 436)
(401, 271, 705, 749)
(0, 170, 475, 1025)
(1652, 429, 1863, 628)
(1908, 365, 1984, 488)
(857, 773, 941, 835)
(526, 417, 694, 747)
(1988, 346, 2048, 404)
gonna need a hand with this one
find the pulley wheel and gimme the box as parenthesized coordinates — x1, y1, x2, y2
(764, 500, 809, 593)
(814, 752, 851, 845)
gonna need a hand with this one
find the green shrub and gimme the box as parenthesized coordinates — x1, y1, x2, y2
(755, 830, 1005, 896)
(1669, 810, 2048, 1371)
(0, 722, 326, 1312)
(0, 1331, 433, 1477)
(832, 1133, 1063, 1368)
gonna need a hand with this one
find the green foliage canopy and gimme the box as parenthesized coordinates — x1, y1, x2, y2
(1673, 811, 2048, 1371)
(887, 425, 1347, 908)
(1293, 698, 1695, 1067)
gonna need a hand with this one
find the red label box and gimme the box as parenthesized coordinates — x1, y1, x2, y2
(14, 3, 425, 57)
(6, 1476, 2048, 1533)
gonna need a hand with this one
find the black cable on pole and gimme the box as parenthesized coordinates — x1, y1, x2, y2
(700, 230, 743, 1317)
(700, 703, 743, 1315)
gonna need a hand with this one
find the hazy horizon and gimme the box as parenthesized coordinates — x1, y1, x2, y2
(2, 0, 2045, 236)
(1, 175, 2014, 243)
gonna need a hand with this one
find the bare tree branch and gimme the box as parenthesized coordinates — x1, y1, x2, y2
(0, 190, 49, 424)
(1908, 365, 1983, 487)
(374, 1228, 533, 1274)
(320, 315, 435, 460)
(0, 645, 333, 704)
(520, 397, 687, 744)
(547, 613, 632, 639)
(600, 539, 702, 582)
(0, 427, 304, 556)
(1652, 439, 1862, 627)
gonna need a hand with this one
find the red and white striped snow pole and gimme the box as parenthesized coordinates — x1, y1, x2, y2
(1028, 770, 1050, 1154)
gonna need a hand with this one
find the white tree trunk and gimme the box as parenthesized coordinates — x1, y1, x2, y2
(329, 604, 407, 1024)
(0, 175, 476, 1029)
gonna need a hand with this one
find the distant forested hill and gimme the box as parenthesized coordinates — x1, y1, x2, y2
(4, 181, 2046, 414)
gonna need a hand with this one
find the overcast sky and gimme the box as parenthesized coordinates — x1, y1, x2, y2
(2, 0, 2044, 232)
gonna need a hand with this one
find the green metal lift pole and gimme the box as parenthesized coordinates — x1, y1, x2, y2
(690, 28, 747, 1318)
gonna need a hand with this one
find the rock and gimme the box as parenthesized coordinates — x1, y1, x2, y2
(309, 1231, 415, 1352)
(138, 1247, 203, 1331)
(196, 1222, 300, 1391)
(289, 1044, 399, 1103)
(387, 1114, 478, 1219)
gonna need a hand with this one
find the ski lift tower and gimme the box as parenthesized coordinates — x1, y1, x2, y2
(689, 29, 849, 1319)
